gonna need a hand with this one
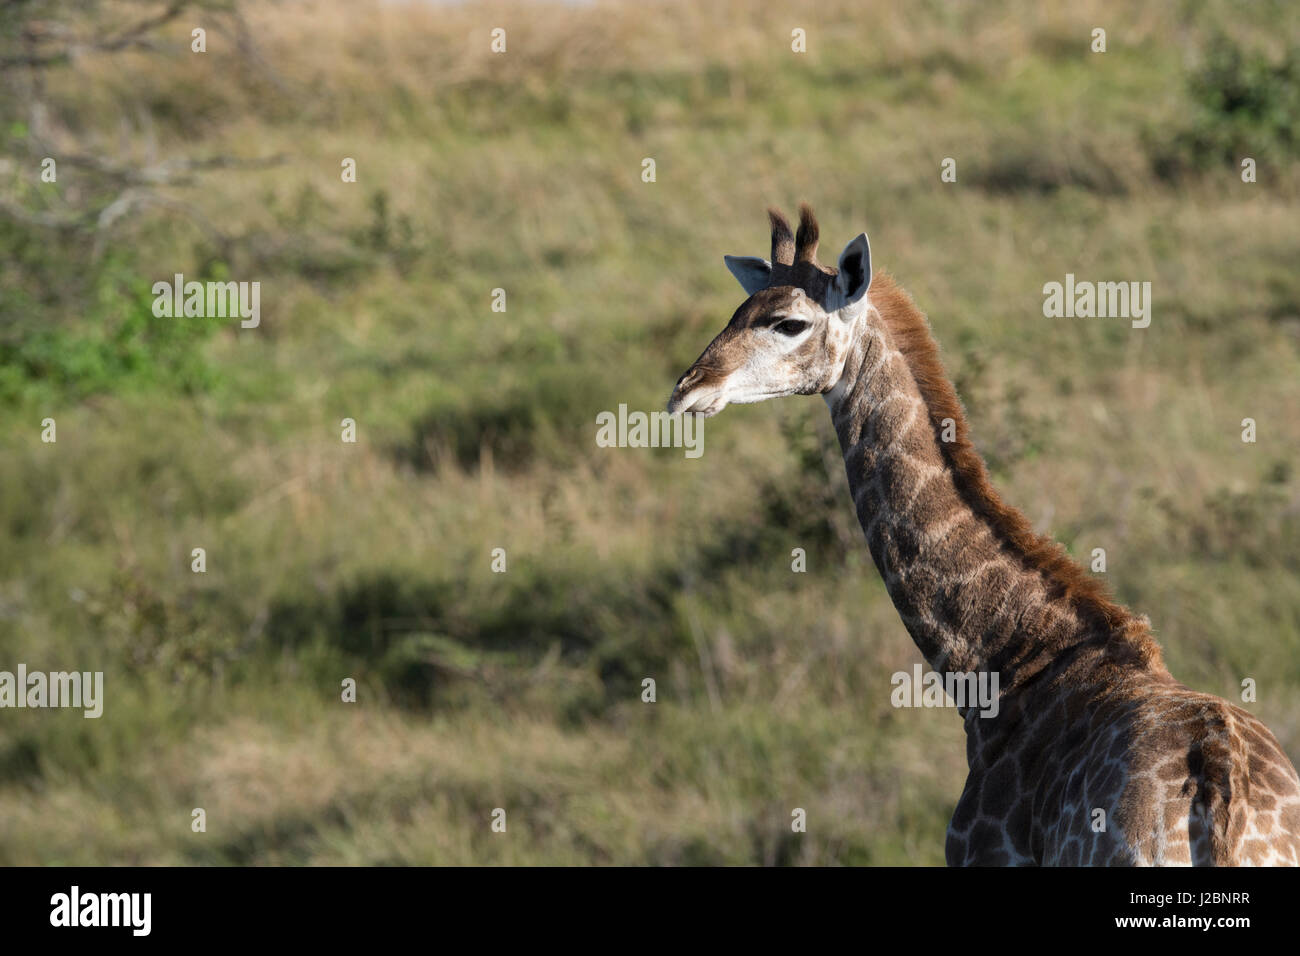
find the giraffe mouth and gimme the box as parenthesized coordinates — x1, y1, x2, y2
(668, 363, 726, 416)
(667, 385, 726, 418)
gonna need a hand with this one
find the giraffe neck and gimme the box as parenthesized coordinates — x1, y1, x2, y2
(822, 276, 1156, 696)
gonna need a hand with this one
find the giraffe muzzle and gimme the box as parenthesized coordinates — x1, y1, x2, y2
(667, 366, 727, 417)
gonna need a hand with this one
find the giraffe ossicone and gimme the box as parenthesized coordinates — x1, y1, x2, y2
(667, 203, 1300, 866)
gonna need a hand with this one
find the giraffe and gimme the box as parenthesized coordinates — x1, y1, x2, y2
(667, 204, 1300, 866)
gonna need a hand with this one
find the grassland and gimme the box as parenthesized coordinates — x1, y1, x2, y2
(0, 0, 1298, 864)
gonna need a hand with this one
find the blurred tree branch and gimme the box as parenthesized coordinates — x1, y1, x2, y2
(0, 0, 285, 252)
(0, 1, 187, 69)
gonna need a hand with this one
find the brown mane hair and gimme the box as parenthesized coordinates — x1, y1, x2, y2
(865, 271, 1163, 668)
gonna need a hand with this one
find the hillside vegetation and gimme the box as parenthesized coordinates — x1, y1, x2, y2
(1, 0, 1298, 864)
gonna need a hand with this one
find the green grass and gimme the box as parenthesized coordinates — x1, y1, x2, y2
(1, 0, 1298, 864)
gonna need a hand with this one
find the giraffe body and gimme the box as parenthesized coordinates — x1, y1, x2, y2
(951, 670, 1300, 865)
(668, 205, 1300, 866)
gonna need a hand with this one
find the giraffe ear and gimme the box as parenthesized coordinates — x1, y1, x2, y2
(724, 255, 772, 295)
(835, 233, 872, 307)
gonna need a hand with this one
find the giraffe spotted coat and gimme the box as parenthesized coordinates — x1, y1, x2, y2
(668, 204, 1300, 866)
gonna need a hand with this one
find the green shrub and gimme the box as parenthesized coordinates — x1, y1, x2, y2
(0, 252, 222, 404)
(1150, 35, 1300, 179)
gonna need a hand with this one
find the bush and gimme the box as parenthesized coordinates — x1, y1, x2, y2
(1150, 35, 1300, 179)
(0, 251, 222, 404)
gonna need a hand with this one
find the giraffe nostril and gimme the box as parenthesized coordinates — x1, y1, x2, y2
(669, 367, 704, 413)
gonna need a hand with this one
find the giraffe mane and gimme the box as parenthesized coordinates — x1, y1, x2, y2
(866, 271, 1164, 669)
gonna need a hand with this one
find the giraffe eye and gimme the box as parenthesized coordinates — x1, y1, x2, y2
(772, 319, 810, 336)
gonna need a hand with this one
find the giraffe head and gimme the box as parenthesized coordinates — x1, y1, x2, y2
(667, 204, 872, 417)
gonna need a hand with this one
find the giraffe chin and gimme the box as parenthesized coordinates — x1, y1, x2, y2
(666, 391, 727, 418)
